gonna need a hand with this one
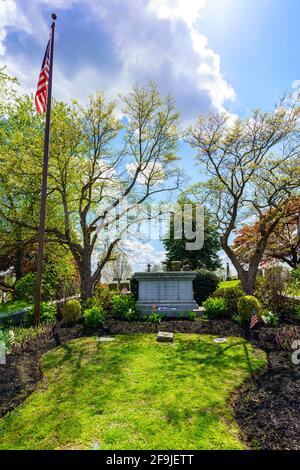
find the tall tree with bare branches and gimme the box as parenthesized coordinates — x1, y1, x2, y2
(185, 100, 300, 294)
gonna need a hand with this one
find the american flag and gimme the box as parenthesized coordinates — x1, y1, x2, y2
(250, 308, 259, 329)
(35, 37, 51, 114)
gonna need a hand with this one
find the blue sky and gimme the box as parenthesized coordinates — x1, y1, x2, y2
(1, 0, 299, 271)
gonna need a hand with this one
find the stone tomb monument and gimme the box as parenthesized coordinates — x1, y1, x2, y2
(133, 271, 199, 317)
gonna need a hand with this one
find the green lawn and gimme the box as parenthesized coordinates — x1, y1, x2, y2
(0, 299, 30, 316)
(219, 280, 240, 289)
(0, 334, 266, 450)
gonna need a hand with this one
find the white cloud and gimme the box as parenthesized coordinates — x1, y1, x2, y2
(122, 239, 165, 271)
(0, 0, 31, 55)
(148, 0, 207, 27)
(1, 0, 235, 123)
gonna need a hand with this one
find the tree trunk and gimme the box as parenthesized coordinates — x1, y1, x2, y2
(15, 242, 23, 281)
(239, 270, 257, 295)
(79, 249, 93, 301)
(221, 239, 258, 295)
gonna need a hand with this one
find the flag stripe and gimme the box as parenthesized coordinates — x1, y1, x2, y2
(35, 38, 51, 114)
(250, 309, 259, 329)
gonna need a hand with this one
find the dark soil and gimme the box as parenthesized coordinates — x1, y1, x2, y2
(0, 325, 86, 418)
(104, 318, 243, 336)
(232, 327, 300, 450)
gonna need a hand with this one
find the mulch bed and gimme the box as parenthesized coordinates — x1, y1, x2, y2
(232, 326, 300, 450)
(1, 319, 300, 450)
(0, 325, 86, 418)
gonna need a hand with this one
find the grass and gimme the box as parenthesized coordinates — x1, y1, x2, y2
(219, 280, 240, 289)
(0, 299, 30, 316)
(0, 334, 266, 450)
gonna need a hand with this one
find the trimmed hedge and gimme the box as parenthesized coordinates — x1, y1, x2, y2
(62, 299, 82, 325)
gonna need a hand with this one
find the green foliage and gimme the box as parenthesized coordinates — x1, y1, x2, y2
(15, 273, 36, 301)
(261, 310, 279, 327)
(0, 329, 15, 353)
(14, 325, 48, 344)
(188, 311, 197, 321)
(145, 312, 166, 324)
(26, 303, 57, 325)
(237, 296, 261, 323)
(61, 300, 82, 325)
(212, 284, 244, 317)
(202, 297, 227, 319)
(83, 306, 105, 328)
(290, 268, 300, 296)
(293, 304, 300, 318)
(255, 267, 290, 313)
(111, 294, 137, 321)
(193, 269, 220, 305)
(93, 286, 115, 312)
(163, 199, 221, 272)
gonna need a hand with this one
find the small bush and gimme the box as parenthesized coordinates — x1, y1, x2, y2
(0, 329, 15, 354)
(212, 284, 244, 317)
(145, 312, 166, 324)
(62, 299, 82, 325)
(111, 294, 137, 320)
(202, 297, 227, 319)
(188, 311, 197, 321)
(93, 286, 115, 313)
(193, 270, 219, 305)
(83, 306, 105, 328)
(261, 310, 279, 327)
(255, 267, 290, 313)
(237, 295, 261, 323)
(26, 302, 57, 325)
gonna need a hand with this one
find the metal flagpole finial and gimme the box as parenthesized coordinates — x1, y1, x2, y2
(51, 13, 57, 21)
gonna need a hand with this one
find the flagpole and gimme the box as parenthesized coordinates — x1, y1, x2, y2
(34, 13, 57, 326)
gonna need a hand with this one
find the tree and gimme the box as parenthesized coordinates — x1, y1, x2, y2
(0, 82, 181, 301)
(162, 197, 221, 271)
(185, 101, 300, 294)
(232, 198, 300, 269)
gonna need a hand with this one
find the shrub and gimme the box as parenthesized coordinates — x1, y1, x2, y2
(62, 299, 82, 325)
(83, 306, 105, 328)
(237, 295, 261, 323)
(26, 302, 57, 325)
(255, 267, 290, 313)
(146, 312, 166, 324)
(111, 294, 137, 320)
(212, 284, 244, 317)
(291, 268, 300, 294)
(0, 329, 15, 354)
(188, 311, 197, 321)
(261, 310, 279, 327)
(202, 297, 227, 319)
(15, 273, 36, 301)
(294, 304, 300, 318)
(193, 270, 219, 305)
(93, 286, 115, 312)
